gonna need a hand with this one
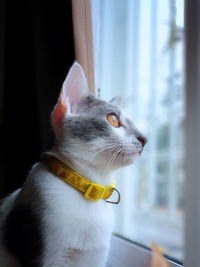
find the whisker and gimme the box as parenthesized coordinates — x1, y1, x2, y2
(104, 149, 118, 172)
(105, 146, 122, 171)
(90, 145, 117, 157)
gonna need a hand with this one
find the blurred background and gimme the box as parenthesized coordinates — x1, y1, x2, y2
(0, 0, 75, 195)
(92, 0, 185, 261)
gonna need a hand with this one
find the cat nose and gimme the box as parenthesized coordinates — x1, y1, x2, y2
(137, 136, 147, 147)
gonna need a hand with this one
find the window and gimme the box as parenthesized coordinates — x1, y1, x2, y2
(92, 0, 185, 262)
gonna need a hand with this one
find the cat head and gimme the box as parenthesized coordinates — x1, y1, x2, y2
(51, 62, 147, 173)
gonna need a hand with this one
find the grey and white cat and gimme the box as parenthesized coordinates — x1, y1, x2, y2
(0, 62, 147, 267)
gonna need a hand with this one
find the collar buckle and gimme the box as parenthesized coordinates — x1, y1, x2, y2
(84, 183, 106, 201)
(104, 188, 120, 204)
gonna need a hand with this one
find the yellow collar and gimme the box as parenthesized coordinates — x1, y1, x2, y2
(45, 157, 119, 203)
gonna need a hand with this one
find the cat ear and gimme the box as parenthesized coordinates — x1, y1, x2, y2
(109, 96, 122, 106)
(51, 62, 89, 129)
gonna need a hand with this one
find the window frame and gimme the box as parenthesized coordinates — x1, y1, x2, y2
(72, 0, 95, 94)
(184, 0, 200, 266)
(107, 235, 182, 267)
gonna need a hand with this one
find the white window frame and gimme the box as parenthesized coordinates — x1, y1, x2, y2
(107, 235, 182, 267)
(104, 0, 200, 266)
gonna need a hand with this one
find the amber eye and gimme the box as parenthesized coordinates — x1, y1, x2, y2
(107, 114, 120, 128)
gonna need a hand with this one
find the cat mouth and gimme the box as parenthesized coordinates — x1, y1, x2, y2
(139, 148, 143, 155)
(112, 147, 142, 158)
(110, 147, 142, 167)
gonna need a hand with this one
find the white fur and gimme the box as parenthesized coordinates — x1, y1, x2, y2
(0, 159, 114, 267)
(36, 162, 113, 267)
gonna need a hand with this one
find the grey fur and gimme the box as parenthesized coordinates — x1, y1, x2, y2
(53, 91, 147, 171)
(66, 116, 110, 141)
(124, 118, 143, 137)
(63, 94, 121, 141)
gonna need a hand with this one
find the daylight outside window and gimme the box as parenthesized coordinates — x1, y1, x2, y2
(92, 0, 185, 261)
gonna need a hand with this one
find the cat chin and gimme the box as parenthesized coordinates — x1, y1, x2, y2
(114, 152, 139, 168)
(124, 153, 139, 164)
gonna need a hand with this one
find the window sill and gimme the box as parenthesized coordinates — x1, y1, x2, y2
(106, 235, 183, 267)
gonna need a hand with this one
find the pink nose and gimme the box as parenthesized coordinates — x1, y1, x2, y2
(137, 136, 147, 147)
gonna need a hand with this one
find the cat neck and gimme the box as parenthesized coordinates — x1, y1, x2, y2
(43, 148, 115, 186)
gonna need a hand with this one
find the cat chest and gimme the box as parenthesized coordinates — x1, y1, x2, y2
(43, 196, 114, 250)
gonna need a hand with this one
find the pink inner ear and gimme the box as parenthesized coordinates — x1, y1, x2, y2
(51, 88, 67, 129)
(62, 62, 88, 113)
(51, 62, 88, 129)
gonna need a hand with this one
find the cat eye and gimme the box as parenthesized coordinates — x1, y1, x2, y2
(107, 114, 120, 128)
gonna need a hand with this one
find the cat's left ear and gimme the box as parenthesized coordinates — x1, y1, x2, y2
(110, 96, 122, 106)
(51, 62, 89, 129)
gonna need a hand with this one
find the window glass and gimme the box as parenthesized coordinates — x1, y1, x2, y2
(92, 0, 185, 261)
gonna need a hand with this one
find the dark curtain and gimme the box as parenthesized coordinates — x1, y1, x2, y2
(0, 0, 75, 196)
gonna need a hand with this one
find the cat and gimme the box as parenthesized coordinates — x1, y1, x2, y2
(0, 62, 147, 267)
